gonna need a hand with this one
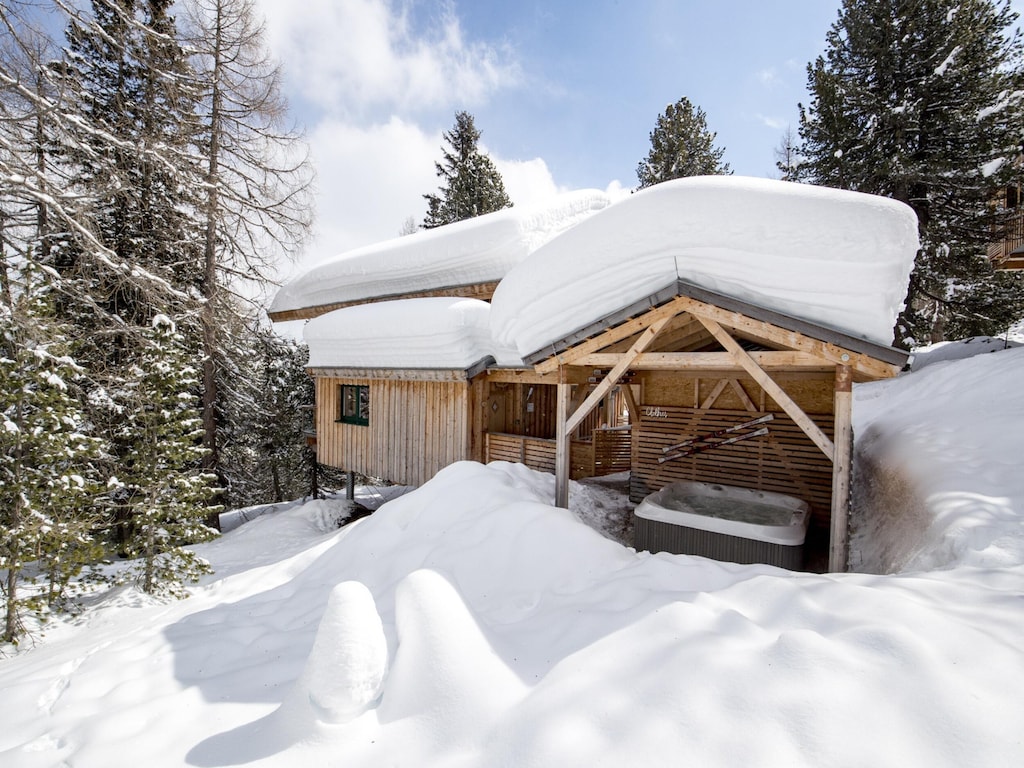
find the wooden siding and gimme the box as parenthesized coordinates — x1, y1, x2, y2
(316, 376, 471, 487)
(630, 405, 835, 526)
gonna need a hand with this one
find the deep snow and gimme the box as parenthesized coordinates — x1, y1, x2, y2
(270, 189, 611, 318)
(1, 342, 1022, 768)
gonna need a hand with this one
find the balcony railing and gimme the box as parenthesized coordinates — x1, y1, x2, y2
(988, 210, 1024, 270)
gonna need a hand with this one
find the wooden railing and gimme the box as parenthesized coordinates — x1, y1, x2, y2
(485, 426, 633, 479)
(988, 210, 1024, 269)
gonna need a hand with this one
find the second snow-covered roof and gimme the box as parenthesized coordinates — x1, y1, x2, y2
(270, 190, 612, 321)
(304, 297, 523, 372)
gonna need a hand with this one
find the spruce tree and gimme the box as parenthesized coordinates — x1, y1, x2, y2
(423, 111, 512, 228)
(116, 315, 220, 597)
(0, 265, 104, 642)
(796, 0, 1024, 344)
(636, 97, 731, 189)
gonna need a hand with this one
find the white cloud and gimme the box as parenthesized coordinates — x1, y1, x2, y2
(756, 113, 788, 131)
(258, 0, 520, 117)
(491, 156, 564, 206)
(285, 116, 440, 272)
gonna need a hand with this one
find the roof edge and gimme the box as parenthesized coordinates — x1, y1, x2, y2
(522, 278, 909, 368)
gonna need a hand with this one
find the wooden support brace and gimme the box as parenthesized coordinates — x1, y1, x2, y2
(693, 313, 836, 462)
(555, 369, 572, 508)
(565, 315, 672, 435)
(829, 364, 854, 572)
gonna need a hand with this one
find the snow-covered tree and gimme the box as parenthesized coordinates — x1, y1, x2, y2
(0, 265, 104, 643)
(116, 315, 219, 597)
(636, 97, 731, 189)
(423, 111, 512, 228)
(219, 327, 315, 506)
(796, 0, 1024, 344)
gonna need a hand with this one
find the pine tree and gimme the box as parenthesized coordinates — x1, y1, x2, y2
(796, 0, 1024, 344)
(423, 111, 512, 228)
(0, 264, 105, 643)
(636, 97, 731, 189)
(115, 315, 220, 597)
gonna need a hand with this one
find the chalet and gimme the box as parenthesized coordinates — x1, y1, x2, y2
(270, 177, 920, 573)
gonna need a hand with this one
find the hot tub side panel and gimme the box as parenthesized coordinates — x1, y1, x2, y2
(634, 513, 804, 569)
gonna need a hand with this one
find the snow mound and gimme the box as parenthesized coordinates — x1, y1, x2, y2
(853, 346, 1024, 572)
(270, 189, 611, 317)
(304, 296, 522, 369)
(909, 335, 1020, 371)
(490, 176, 920, 356)
(286, 581, 387, 723)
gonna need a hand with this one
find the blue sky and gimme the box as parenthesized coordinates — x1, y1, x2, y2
(252, 0, 993, 270)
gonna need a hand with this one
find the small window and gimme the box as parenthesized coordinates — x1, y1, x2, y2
(338, 384, 369, 426)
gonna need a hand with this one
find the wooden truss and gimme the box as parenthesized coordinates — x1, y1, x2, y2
(544, 291, 904, 573)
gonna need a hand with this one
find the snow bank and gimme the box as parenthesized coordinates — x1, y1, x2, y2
(491, 176, 920, 356)
(852, 345, 1024, 572)
(270, 189, 611, 317)
(304, 296, 522, 370)
(2, 353, 1023, 768)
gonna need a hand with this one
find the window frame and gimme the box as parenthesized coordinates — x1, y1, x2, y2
(338, 384, 370, 426)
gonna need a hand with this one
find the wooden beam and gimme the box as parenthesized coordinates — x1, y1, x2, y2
(693, 314, 836, 462)
(555, 369, 572, 508)
(268, 280, 500, 322)
(572, 351, 834, 371)
(829, 365, 854, 572)
(534, 296, 693, 374)
(699, 379, 731, 410)
(729, 379, 758, 412)
(565, 315, 672, 435)
(673, 296, 901, 380)
(485, 367, 590, 385)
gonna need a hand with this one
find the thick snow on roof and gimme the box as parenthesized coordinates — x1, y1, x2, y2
(271, 189, 612, 317)
(305, 297, 523, 370)
(491, 176, 920, 356)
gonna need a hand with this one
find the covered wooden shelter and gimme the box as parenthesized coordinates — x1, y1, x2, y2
(525, 279, 908, 572)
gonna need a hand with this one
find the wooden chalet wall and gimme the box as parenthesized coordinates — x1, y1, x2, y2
(315, 376, 479, 487)
(629, 371, 836, 526)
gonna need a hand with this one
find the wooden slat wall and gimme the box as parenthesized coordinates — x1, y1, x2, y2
(594, 427, 632, 475)
(484, 432, 595, 480)
(485, 433, 557, 473)
(630, 406, 835, 525)
(316, 377, 471, 487)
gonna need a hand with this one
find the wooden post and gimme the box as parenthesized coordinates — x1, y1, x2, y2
(346, 470, 356, 501)
(829, 364, 853, 572)
(555, 368, 571, 508)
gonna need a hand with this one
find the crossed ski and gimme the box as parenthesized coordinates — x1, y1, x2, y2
(658, 414, 773, 464)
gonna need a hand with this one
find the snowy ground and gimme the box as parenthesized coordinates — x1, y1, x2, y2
(1, 342, 1023, 767)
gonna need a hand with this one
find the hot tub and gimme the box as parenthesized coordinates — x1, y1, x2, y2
(634, 480, 810, 569)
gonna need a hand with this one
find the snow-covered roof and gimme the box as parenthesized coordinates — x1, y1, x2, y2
(304, 297, 523, 372)
(490, 176, 920, 357)
(270, 189, 612, 320)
